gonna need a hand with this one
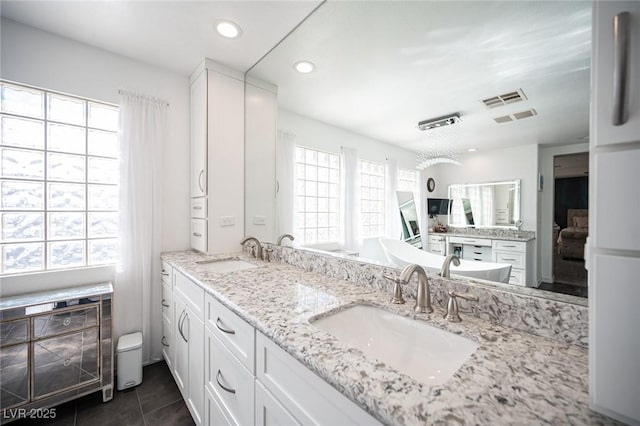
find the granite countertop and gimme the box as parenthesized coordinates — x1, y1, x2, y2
(161, 250, 612, 426)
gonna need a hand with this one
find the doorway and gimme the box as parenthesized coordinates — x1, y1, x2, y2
(544, 152, 589, 297)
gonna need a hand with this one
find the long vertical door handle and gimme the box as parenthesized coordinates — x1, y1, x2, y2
(182, 313, 189, 343)
(612, 11, 630, 126)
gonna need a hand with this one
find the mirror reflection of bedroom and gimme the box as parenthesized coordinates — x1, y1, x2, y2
(542, 152, 589, 297)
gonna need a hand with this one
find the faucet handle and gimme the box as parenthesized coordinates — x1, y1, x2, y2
(382, 273, 405, 304)
(263, 248, 274, 262)
(444, 291, 479, 322)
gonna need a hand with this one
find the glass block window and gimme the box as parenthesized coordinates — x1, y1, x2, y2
(294, 146, 340, 244)
(0, 81, 119, 274)
(360, 160, 386, 238)
(398, 168, 417, 193)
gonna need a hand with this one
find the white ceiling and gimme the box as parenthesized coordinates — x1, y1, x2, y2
(1, 0, 322, 75)
(248, 1, 592, 154)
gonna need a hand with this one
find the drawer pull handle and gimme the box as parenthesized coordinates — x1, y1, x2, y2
(473, 252, 482, 255)
(161, 336, 170, 347)
(161, 299, 170, 308)
(216, 370, 236, 394)
(193, 232, 203, 237)
(162, 272, 169, 276)
(502, 258, 516, 261)
(503, 245, 516, 248)
(63, 318, 71, 326)
(193, 206, 203, 210)
(215, 318, 236, 335)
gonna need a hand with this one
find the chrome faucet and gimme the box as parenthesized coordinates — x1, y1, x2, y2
(240, 236, 262, 259)
(440, 254, 460, 279)
(276, 233, 294, 246)
(383, 264, 432, 314)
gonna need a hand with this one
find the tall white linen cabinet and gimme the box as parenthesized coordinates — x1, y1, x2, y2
(190, 60, 245, 254)
(589, 2, 640, 424)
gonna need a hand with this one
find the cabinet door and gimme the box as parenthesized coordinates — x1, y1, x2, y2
(173, 298, 189, 397)
(255, 381, 300, 426)
(191, 69, 207, 197)
(186, 306, 204, 426)
(0, 343, 29, 408)
(592, 1, 640, 146)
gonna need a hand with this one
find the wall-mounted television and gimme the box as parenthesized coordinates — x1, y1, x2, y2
(427, 198, 451, 217)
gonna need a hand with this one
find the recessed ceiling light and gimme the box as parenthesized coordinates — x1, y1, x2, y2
(294, 61, 315, 74)
(215, 20, 242, 39)
(468, 148, 477, 152)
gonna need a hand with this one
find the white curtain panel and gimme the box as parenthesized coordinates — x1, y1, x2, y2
(385, 159, 401, 240)
(116, 91, 167, 364)
(276, 131, 296, 237)
(342, 147, 361, 252)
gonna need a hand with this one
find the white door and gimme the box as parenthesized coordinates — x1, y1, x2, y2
(173, 297, 188, 397)
(191, 68, 207, 198)
(589, 2, 640, 425)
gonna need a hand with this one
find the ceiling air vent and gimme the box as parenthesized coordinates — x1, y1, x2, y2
(493, 115, 513, 124)
(493, 109, 537, 124)
(481, 89, 527, 109)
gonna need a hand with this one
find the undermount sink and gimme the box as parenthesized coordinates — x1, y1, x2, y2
(311, 305, 478, 385)
(196, 257, 259, 274)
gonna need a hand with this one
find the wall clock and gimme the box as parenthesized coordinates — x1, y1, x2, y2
(427, 177, 435, 193)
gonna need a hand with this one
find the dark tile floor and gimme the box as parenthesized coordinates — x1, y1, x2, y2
(538, 252, 588, 298)
(11, 361, 193, 426)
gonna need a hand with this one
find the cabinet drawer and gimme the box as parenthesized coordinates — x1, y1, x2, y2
(161, 261, 173, 285)
(205, 293, 255, 374)
(508, 268, 525, 286)
(494, 250, 526, 269)
(449, 236, 491, 246)
(161, 316, 174, 372)
(33, 327, 100, 399)
(493, 240, 526, 252)
(1, 319, 29, 347)
(191, 219, 207, 253)
(33, 305, 99, 339)
(205, 386, 232, 426)
(255, 381, 300, 426)
(429, 247, 445, 255)
(191, 197, 207, 219)
(162, 282, 174, 327)
(256, 333, 381, 426)
(205, 331, 254, 426)
(175, 271, 205, 321)
(427, 234, 445, 244)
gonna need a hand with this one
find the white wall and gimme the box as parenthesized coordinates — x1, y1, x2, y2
(428, 144, 539, 281)
(538, 142, 588, 282)
(279, 109, 417, 168)
(1, 19, 190, 346)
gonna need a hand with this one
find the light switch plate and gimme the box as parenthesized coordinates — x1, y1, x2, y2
(219, 216, 235, 227)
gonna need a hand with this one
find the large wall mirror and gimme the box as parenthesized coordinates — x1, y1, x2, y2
(245, 1, 590, 304)
(448, 180, 521, 228)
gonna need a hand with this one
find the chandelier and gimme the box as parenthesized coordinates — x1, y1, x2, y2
(415, 113, 463, 169)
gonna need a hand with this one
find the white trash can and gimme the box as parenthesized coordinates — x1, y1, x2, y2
(116, 332, 143, 390)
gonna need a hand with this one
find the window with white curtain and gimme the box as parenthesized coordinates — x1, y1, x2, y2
(294, 146, 340, 244)
(398, 168, 417, 193)
(0, 81, 119, 274)
(360, 159, 386, 238)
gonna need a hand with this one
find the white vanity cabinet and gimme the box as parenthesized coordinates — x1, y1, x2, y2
(173, 271, 205, 426)
(255, 332, 382, 426)
(492, 240, 532, 287)
(427, 234, 446, 255)
(161, 262, 175, 371)
(190, 59, 245, 254)
(203, 293, 256, 426)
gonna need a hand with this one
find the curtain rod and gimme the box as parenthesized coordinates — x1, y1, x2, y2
(118, 89, 169, 107)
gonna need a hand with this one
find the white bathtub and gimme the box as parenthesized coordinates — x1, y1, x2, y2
(379, 238, 512, 283)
